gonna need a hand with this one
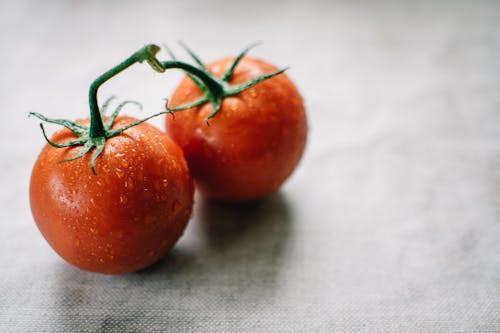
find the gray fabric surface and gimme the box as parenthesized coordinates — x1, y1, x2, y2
(1, 0, 499, 332)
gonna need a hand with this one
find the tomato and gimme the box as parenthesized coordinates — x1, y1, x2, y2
(29, 45, 198, 274)
(166, 56, 307, 201)
(30, 116, 193, 274)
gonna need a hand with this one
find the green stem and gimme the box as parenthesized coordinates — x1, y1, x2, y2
(159, 60, 224, 100)
(31, 43, 285, 173)
(146, 43, 287, 122)
(88, 45, 160, 138)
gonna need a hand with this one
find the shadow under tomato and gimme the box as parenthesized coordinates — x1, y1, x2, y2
(51, 192, 294, 331)
(140, 191, 295, 302)
(193, 192, 294, 300)
(199, 192, 293, 255)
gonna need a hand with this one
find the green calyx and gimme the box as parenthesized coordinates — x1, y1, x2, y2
(156, 42, 288, 124)
(30, 44, 168, 174)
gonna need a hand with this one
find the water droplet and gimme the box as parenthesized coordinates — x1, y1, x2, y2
(116, 168, 124, 179)
(141, 189, 153, 199)
(119, 195, 128, 205)
(121, 159, 129, 168)
(125, 178, 134, 190)
(162, 179, 169, 188)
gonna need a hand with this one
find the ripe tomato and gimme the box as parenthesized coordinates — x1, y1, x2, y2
(166, 56, 307, 201)
(30, 116, 193, 274)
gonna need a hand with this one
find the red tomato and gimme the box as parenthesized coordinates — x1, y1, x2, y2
(30, 116, 193, 274)
(166, 57, 307, 201)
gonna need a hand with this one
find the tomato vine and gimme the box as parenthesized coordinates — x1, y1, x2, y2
(30, 43, 286, 173)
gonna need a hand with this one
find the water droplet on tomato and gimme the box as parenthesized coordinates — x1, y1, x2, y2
(116, 168, 124, 179)
(125, 178, 134, 190)
(141, 189, 153, 199)
(119, 195, 128, 205)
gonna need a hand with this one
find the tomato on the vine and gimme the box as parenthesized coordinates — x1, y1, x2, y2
(30, 117, 193, 274)
(29, 43, 307, 273)
(165, 47, 307, 202)
(30, 45, 194, 274)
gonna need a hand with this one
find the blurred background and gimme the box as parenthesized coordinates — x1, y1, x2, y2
(1, 0, 499, 332)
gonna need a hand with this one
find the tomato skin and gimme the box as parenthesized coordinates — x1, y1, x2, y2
(166, 57, 307, 201)
(30, 116, 193, 274)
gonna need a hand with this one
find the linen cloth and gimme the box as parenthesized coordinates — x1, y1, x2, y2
(0, 0, 499, 332)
